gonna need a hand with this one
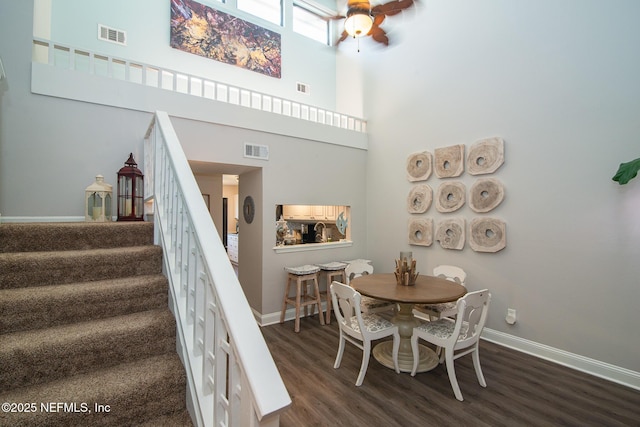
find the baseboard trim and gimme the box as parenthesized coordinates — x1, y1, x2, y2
(481, 329, 640, 391)
(1, 216, 86, 223)
(257, 303, 329, 327)
(256, 308, 640, 392)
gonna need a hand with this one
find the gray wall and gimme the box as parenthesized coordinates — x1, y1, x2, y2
(2, 0, 640, 379)
(358, 0, 640, 373)
(0, 1, 151, 218)
(171, 118, 369, 315)
(47, 0, 339, 112)
(0, 1, 369, 319)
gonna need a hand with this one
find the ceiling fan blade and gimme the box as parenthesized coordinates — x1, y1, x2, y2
(336, 30, 350, 45)
(369, 23, 389, 45)
(372, 14, 386, 26)
(372, 0, 414, 16)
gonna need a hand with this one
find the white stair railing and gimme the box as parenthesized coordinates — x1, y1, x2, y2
(144, 111, 291, 427)
(32, 38, 367, 133)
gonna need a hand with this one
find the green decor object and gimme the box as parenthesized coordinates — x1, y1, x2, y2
(612, 157, 640, 185)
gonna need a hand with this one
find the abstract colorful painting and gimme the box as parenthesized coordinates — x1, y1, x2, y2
(170, 0, 281, 78)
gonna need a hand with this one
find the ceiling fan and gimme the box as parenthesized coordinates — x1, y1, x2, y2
(334, 0, 415, 47)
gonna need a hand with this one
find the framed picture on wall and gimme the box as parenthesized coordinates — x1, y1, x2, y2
(170, 0, 282, 78)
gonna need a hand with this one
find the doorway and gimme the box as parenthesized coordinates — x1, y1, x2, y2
(189, 161, 262, 310)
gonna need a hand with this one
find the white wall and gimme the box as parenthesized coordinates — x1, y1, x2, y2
(0, 1, 369, 319)
(359, 0, 640, 373)
(0, 2, 151, 218)
(3, 0, 639, 382)
(47, 0, 339, 112)
(169, 118, 370, 315)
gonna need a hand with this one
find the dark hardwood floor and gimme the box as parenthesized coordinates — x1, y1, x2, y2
(262, 314, 640, 427)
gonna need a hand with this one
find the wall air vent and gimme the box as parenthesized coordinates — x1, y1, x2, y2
(244, 143, 269, 160)
(296, 82, 310, 95)
(98, 24, 127, 46)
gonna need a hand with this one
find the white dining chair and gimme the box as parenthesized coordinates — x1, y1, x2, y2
(414, 265, 467, 321)
(345, 261, 395, 314)
(330, 281, 400, 386)
(410, 289, 491, 401)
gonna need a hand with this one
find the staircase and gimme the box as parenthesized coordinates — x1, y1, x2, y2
(0, 222, 193, 427)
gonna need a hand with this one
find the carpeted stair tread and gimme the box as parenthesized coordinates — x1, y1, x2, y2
(0, 309, 177, 392)
(0, 274, 168, 334)
(0, 245, 163, 289)
(0, 222, 190, 425)
(0, 221, 154, 253)
(0, 353, 190, 427)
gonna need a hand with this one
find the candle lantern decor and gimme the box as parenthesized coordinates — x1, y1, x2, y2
(395, 251, 418, 286)
(117, 153, 144, 221)
(85, 175, 113, 222)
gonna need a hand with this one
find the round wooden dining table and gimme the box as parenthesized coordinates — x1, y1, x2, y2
(351, 273, 466, 373)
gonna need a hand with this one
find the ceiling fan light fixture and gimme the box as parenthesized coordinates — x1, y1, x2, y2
(344, 9, 373, 38)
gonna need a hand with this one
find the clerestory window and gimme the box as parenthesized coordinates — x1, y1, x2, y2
(293, 3, 329, 45)
(237, 0, 283, 26)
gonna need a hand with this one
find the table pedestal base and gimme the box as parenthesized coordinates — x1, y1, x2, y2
(372, 303, 439, 373)
(373, 341, 439, 373)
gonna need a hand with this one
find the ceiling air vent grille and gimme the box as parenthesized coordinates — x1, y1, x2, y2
(296, 82, 310, 95)
(244, 143, 269, 160)
(98, 24, 127, 46)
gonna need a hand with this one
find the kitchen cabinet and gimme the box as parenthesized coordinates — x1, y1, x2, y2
(283, 205, 312, 220)
(324, 205, 337, 221)
(282, 205, 340, 221)
(227, 233, 238, 264)
(311, 205, 325, 219)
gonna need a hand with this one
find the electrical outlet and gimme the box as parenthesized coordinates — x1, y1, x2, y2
(505, 308, 517, 325)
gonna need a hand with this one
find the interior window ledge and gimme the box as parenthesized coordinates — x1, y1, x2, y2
(273, 240, 353, 253)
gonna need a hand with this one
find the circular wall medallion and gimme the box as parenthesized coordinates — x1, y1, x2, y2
(406, 151, 433, 182)
(469, 217, 506, 252)
(407, 184, 433, 214)
(469, 178, 505, 213)
(243, 196, 255, 224)
(408, 218, 433, 247)
(467, 137, 505, 175)
(434, 144, 465, 178)
(435, 218, 466, 250)
(435, 181, 466, 213)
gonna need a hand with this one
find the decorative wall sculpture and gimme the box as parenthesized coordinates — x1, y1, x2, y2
(435, 218, 465, 250)
(406, 151, 433, 182)
(469, 178, 505, 213)
(435, 181, 466, 213)
(405, 137, 506, 252)
(469, 217, 506, 252)
(407, 184, 432, 214)
(434, 144, 465, 178)
(408, 218, 433, 246)
(467, 137, 504, 175)
(170, 0, 282, 78)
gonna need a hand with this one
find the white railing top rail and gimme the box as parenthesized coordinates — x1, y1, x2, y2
(147, 111, 291, 425)
(33, 37, 367, 133)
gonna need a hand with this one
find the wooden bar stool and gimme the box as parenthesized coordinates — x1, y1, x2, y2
(316, 261, 347, 324)
(280, 264, 325, 332)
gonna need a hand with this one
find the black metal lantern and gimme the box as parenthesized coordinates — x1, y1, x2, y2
(117, 153, 144, 221)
